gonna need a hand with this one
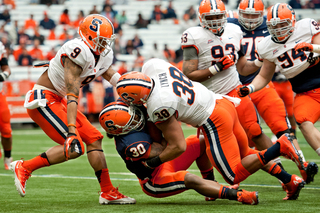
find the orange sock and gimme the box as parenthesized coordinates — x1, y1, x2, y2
(23, 155, 50, 172)
(95, 168, 113, 192)
(233, 163, 252, 184)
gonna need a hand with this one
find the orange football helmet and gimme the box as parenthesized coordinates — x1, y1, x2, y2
(78, 14, 116, 56)
(198, 0, 227, 36)
(266, 3, 296, 43)
(99, 101, 145, 136)
(238, 0, 264, 31)
(116, 71, 153, 105)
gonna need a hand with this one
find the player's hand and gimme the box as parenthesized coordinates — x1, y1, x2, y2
(294, 42, 313, 52)
(217, 54, 235, 71)
(238, 86, 250, 97)
(0, 71, 9, 82)
(64, 133, 84, 160)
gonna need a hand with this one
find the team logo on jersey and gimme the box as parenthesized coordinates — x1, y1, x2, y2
(273, 49, 278, 55)
(208, 39, 214, 44)
(99, 67, 105, 70)
(262, 30, 268, 33)
(295, 39, 301, 44)
(89, 65, 93, 69)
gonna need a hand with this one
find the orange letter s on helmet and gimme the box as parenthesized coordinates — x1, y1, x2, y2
(266, 3, 296, 43)
(78, 14, 116, 56)
(238, 0, 264, 31)
(198, 0, 227, 36)
(116, 71, 153, 105)
(99, 101, 145, 136)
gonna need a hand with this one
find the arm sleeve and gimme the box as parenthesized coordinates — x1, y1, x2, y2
(183, 46, 198, 60)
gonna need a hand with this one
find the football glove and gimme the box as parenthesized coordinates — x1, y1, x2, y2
(64, 133, 84, 160)
(307, 52, 320, 67)
(209, 55, 235, 75)
(238, 85, 255, 97)
(0, 71, 9, 82)
(294, 42, 313, 52)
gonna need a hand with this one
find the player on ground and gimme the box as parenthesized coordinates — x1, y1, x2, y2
(99, 101, 259, 204)
(0, 41, 13, 170)
(9, 14, 136, 204)
(181, 0, 272, 156)
(238, 3, 320, 184)
(228, 0, 317, 184)
(117, 58, 306, 200)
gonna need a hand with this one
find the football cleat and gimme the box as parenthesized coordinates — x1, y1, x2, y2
(205, 196, 217, 201)
(9, 160, 31, 197)
(99, 187, 136, 205)
(4, 157, 12, 170)
(303, 161, 318, 184)
(283, 175, 305, 200)
(237, 189, 259, 205)
(278, 134, 305, 171)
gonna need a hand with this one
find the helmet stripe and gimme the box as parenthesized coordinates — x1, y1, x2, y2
(116, 79, 152, 89)
(248, 0, 254, 8)
(99, 105, 128, 117)
(210, 0, 217, 10)
(272, 3, 280, 19)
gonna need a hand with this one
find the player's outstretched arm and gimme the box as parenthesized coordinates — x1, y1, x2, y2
(236, 55, 261, 76)
(63, 56, 82, 134)
(102, 66, 121, 87)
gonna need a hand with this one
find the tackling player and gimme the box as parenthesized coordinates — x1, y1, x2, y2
(9, 14, 136, 204)
(99, 100, 259, 205)
(0, 41, 13, 170)
(228, 0, 317, 184)
(238, 3, 320, 184)
(116, 58, 306, 200)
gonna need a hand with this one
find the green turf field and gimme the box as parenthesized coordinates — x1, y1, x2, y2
(1, 123, 319, 213)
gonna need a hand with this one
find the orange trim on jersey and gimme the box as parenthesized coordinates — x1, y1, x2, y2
(60, 53, 68, 67)
(181, 44, 199, 55)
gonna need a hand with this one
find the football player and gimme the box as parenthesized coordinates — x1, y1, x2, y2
(228, 0, 318, 184)
(0, 41, 13, 170)
(238, 3, 320, 184)
(9, 14, 136, 204)
(99, 100, 259, 204)
(117, 58, 306, 200)
(180, 0, 273, 158)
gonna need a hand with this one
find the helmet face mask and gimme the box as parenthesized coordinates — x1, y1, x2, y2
(266, 3, 295, 43)
(198, 0, 227, 36)
(99, 101, 145, 136)
(238, 0, 264, 31)
(78, 14, 116, 56)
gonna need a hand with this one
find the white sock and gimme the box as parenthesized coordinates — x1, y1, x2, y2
(316, 148, 320, 157)
(298, 150, 306, 162)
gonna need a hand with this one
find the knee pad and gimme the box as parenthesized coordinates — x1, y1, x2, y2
(247, 123, 262, 139)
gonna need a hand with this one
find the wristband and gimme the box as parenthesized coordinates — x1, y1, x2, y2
(109, 72, 121, 87)
(247, 84, 255, 94)
(254, 59, 263, 67)
(67, 100, 78, 105)
(146, 156, 163, 168)
(67, 123, 77, 128)
(66, 93, 79, 99)
(312, 44, 320, 53)
(208, 65, 220, 75)
(0, 71, 9, 81)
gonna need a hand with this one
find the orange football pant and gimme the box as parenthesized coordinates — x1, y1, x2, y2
(26, 89, 103, 145)
(273, 80, 294, 118)
(140, 135, 201, 198)
(249, 82, 291, 135)
(0, 91, 12, 138)
(294, 88, 320, 125)
(200, 98, 255, 185)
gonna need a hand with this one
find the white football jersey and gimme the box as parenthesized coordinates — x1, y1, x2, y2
(257, 18, 320, 79)
(48, 38, 114, 97)
(181, 24, 242, 95)
(142, 58, 223, 127)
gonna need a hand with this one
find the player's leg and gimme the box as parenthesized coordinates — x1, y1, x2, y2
(0, 92, 13, 170)
(75, 109, 136, 205)
(228, 87, 273, 151)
